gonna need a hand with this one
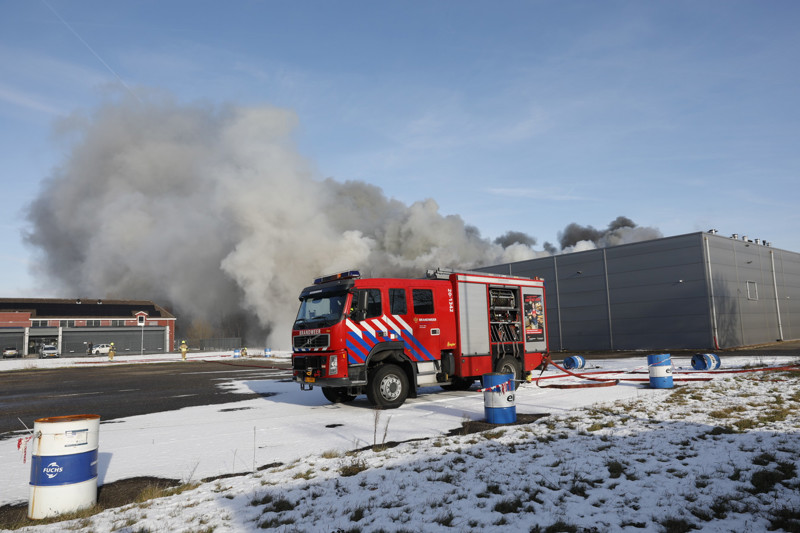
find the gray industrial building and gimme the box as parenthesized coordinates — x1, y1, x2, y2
(479, 231, 800, 351)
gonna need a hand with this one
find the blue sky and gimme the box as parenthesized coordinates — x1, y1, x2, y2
(2, 0, 799, 296)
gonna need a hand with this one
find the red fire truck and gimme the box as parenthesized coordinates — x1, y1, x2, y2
(291, 268, 548, 408)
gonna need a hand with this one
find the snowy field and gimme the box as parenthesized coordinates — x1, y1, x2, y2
(2, 352, 799, 532)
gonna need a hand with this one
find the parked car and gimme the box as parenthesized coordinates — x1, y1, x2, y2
(2, 346, 20, 358)
(39, 345, 59, 358)
(92, 343, 112, 355)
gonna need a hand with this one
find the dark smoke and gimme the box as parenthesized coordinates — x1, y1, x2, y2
(608, 216, 636, 231)
(24, 96, 545, 347)
(557, 216, 661, 251)
(494, 231, 537, 248)
(558, 223, 604, 250)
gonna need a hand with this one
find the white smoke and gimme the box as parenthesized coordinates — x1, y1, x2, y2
(25, 96, 544, 347)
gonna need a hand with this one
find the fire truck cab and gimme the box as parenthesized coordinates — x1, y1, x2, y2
(291, 269, 548, 408)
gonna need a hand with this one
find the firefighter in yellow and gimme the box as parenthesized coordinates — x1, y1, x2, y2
(180, 340, 189, 361)
(108, 342, 116, 362)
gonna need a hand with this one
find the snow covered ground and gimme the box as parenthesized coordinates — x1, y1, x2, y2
(2, 352, 799, 532)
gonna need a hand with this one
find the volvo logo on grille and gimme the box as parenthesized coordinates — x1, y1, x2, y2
(293, 334, 330, 350)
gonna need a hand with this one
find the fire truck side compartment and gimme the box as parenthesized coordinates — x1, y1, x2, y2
(456, 280, 490, 355)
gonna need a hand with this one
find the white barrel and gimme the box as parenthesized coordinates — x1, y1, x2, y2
(482, 373, 516, 424)
(29, 414, 100, 519)
(647, 354, 673, 389)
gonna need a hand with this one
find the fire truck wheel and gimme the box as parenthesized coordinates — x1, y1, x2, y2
(495, 356, 522, 385)
(367, 364, 408, 409)
(322, 387, 357, 404)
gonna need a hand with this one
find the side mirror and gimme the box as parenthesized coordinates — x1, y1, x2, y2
(350, 291, 369, 322)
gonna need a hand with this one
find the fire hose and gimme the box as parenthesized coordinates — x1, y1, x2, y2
(532, 354, 621, 389)
(204, 359, 287, 370)
(528, 355, 799, 389)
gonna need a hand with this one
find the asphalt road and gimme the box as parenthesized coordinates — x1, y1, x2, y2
(0, 359, 293, 440)
(3, 340, 798, 440)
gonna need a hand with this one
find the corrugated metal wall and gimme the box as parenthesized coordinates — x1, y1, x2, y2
(481, 232, 800, 351)
(62, 327, 168, 355)
(0, 330, 24, 351)
(704, 234, 800, 348)
(773, 247, 800, 341)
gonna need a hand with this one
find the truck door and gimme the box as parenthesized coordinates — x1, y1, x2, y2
(345, 288, 384, 364)
(406, 287, 439, 361)
(386, 287, 427, 361)
(357, 286, 440, 363)
(381, 286, 440, 362)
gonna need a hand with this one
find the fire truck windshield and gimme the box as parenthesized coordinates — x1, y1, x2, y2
(294, 292, 348, 329)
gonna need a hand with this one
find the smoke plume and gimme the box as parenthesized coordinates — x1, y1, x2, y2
(558, 216, 661, 252)
(494, 231, 537, 248)
(25, 96, 545, 347)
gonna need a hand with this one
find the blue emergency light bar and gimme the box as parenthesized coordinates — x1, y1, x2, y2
(313, 270, 361, 285)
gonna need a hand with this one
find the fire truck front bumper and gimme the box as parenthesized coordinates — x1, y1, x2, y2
(297, 376, 354, 390)
(293, 353, 356, 389)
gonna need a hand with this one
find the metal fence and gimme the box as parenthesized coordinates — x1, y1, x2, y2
(187, 337, 242, 351)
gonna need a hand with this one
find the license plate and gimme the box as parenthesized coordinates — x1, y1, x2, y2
(304, 377, 316, 383)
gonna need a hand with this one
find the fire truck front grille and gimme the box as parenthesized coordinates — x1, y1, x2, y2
(293, 334, 330, 351)
(293, 355, 322, 372)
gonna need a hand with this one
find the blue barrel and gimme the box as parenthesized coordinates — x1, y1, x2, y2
(29, 414, 100, 519)
(647, 354, 673, 389)
(483, 373, 516, 424)
(691, 353, 721, 371)
(233, 348, 241, 358)
(562, 355, 585, 370)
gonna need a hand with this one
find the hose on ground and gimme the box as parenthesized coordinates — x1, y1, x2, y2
(533, 354, 621, 389)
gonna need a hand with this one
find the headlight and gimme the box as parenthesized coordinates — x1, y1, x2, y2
(329, 354, 338, 375)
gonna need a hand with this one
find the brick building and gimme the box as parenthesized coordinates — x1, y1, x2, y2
(0, 299, 175, 357)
